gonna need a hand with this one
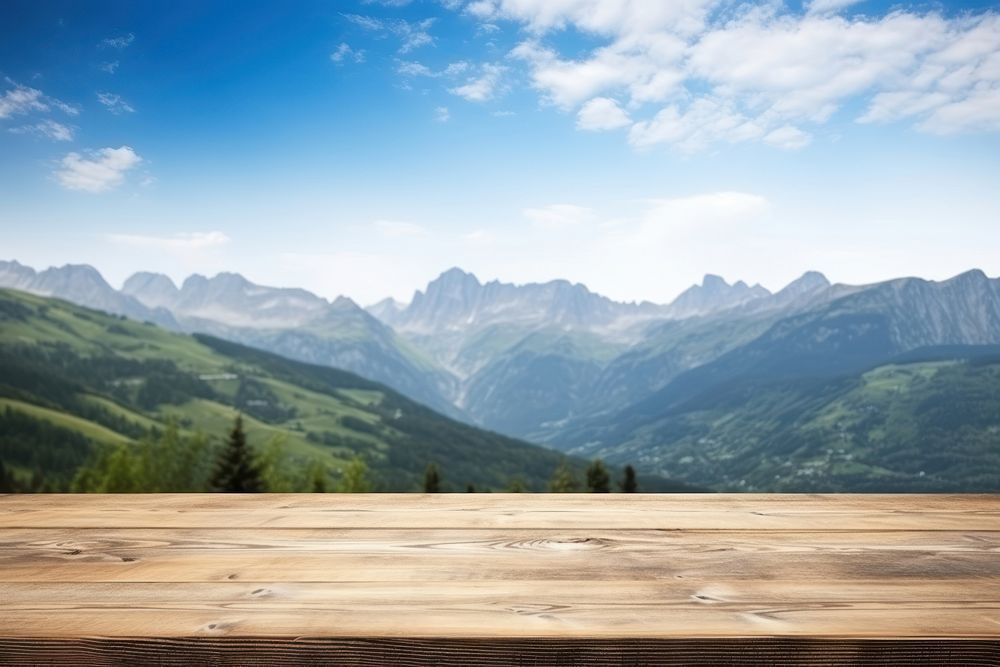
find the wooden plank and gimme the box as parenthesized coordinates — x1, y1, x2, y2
(4, 580, 999, 608)
(1, 581, 998, 639)
(3, 527, 998, 552)
(2, 494, 999, 529)
(0, 529, 997, 583)
(1, 605, 998, 639)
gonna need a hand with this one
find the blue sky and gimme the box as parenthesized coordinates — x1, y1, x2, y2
(1, 0, 999, 305)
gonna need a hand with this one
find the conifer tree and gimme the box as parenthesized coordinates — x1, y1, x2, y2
(423, 463, 441, 492)
(620, 464, 638, 493)
(586, 459, 611, 493)
(210, 415, 263, 492)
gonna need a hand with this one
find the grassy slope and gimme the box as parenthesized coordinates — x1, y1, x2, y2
(0, 289, 695, 492)
(564, 353, 1000, 492)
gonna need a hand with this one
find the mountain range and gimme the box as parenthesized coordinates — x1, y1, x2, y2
(0, 287, 693, 492)
(2, 259, 998, 491)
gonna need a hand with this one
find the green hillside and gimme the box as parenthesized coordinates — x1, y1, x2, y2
(560, 349, 1000, 492)
(0, 288, 690, 492)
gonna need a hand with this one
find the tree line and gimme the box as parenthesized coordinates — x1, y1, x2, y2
(4, 415, 642, 493)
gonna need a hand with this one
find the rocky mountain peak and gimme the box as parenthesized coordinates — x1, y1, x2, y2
(778, 271, 831, 297)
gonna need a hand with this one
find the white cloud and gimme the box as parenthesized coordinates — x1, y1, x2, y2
(9, 119, 74, 141)
(523, 204, 597, 228)
(686, 12, 947, 123)
(107, 231, 230, 250)
(454, 3, 1000, 151)
(763, 124, 812, 149)
(100, 60, 120, 74)
(54, 146, 142, 193)
(97, 92, 135, 114)
(374, 220, 429, 237)
(449, 63, 507, 101)
(0, 81, 79, 120)
(858, 14, 1000, 134)
(397, 60, 435, 77)
(434, 106, 451, 122)
(99, 33, 135, 49)
(511, 36, 686, 109)
(576, 97, 631, 131)
(467, 1, 712, 37)
(344, 14, 435, 53)
(629, 98, 766, 153)
(331, 42, 366, 63)
(0, 83, 48, 118)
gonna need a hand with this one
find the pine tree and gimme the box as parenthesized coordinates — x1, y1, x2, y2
(586, 459, 611, 493)
(620, 464, 638, 493)
(423, 463, 441, 492)
(210, 416, 263, 492)
(549, 458, 581, 492)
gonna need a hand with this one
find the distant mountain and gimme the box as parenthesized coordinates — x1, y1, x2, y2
(0, 260, 177, 329)
(121, 271, 179, 309)
(561, 271, 840, 423)
(0, 288, 695, 492)
(664, 274, 770, 318)
(126, 271, 331, 329)
(368, 268, 672, 436)
(369, 270, 838, 439)
(384, 267, 660, 338)
(552, 271, 1000, 491)
(95, 267, 459, 417)
(366, 297, 405, 324)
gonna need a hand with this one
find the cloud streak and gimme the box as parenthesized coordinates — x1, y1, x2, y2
(344, 14, 435, 53)
(99, 33, 135, 49)
(331, 43, 366, 64)
(0, 81, 77, 119)
(107, 231, 231, 250)
(97, 92, 135, 114)
(9, 119, 74, 141)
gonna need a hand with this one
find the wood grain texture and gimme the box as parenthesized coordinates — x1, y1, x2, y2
(2, 493, 999, 529)
(0, 494, 997, 665)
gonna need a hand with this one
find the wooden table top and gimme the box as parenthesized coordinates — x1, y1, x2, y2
(1, 493, 998, 665)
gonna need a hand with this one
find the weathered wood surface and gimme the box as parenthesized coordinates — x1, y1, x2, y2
(0, 494, 998, 665)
